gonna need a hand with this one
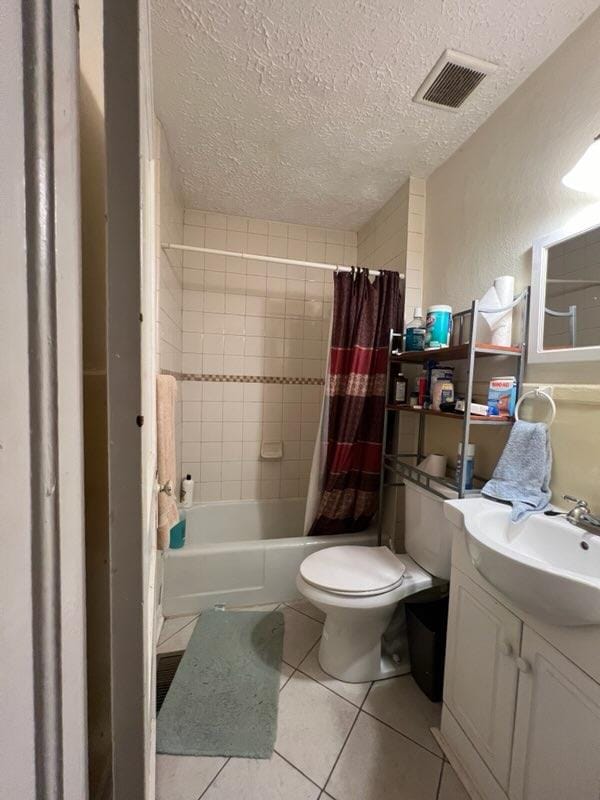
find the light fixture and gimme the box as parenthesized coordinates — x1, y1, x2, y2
(562, 134, 600, 194)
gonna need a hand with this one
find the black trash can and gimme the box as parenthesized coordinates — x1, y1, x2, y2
(405, 593, 449, 702)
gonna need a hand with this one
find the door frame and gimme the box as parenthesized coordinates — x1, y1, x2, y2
(1, 1, 88, 797)
(103, 0, 148, 797)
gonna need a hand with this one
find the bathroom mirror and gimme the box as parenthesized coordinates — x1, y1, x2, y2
(529, 212, 600, 363)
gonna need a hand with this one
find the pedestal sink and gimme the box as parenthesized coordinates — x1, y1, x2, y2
(444, 497, 600, 626)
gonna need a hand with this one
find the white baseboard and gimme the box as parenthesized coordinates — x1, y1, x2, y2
(431, 726, 482, 800)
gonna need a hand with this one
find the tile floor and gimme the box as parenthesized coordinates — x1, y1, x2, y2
(156, 601, 469, 800)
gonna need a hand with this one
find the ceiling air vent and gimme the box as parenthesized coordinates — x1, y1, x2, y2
(414, 49, 497, 111)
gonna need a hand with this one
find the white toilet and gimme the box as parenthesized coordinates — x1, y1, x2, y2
(296, 481, 454, 683)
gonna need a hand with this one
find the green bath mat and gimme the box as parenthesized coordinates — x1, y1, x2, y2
(157, 609, 284, 758)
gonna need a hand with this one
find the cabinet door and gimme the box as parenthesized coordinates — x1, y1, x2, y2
(509, 627, 600, 800)
(444, 570, 522, 788)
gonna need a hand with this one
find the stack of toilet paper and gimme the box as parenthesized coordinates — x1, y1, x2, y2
(479, 275, 515, 346)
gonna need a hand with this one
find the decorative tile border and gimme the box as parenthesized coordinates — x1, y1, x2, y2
(160, 369, 324, 386)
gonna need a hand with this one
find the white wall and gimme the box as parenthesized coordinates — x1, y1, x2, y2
(423, 8, 600, 509)
(175, 210, 356, 502)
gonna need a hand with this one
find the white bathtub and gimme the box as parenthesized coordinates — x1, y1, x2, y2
(163, 497, 377, 616)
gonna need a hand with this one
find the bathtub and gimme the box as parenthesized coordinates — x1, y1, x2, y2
(163, 497, 377, 616)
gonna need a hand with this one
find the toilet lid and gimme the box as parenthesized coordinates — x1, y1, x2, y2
(300, 546, 406, 596)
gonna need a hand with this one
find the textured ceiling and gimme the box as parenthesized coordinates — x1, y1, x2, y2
(152, 0, 597, 230)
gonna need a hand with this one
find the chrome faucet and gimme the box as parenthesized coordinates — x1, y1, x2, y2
(563, 495, 600, 536)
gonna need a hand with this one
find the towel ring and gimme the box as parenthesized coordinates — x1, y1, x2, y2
(514, 387, 556, 426)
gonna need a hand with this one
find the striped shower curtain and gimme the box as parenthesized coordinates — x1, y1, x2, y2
(306, 268, 402, 535)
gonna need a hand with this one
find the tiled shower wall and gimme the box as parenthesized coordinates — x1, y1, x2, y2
(175, 210, 358, 502)
(357, 176, 425, 317)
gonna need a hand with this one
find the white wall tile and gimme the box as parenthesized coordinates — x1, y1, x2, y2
(248, 218, 269, 235)
(221, 481, 242, 501)
(200, 482, 221, 502)
(226, 294, 246, 315)
(222, 441, 243, 461)
(201, 442, 222, 462)
(202, 382, 224, 402)
(205, 228, 227, 249)
(203, 354, 224, 373)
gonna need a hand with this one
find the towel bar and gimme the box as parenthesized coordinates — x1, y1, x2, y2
(514, 386, 556, 425)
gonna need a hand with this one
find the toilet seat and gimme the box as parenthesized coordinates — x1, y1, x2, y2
(299, 546, 406, 597)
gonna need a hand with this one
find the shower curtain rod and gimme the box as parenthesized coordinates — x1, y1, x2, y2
(161, 243, 405, 279)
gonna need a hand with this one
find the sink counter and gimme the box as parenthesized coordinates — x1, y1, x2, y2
(445, 497, 600, 686)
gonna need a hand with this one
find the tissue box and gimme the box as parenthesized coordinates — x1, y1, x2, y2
(487, 376, 517, 418)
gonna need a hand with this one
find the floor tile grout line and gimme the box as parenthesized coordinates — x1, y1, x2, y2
(196, 757, 230, 800)
(283, 601, 326, 625)
(359, 707, 444, 760)
(280, 665, 297, 692)
(293, 664, 369, 709)
(283, 601, 325, 622)
(273, 748, 325, 792)
(435, 758, 445, 800)
(319, 680, 374, 797)
(157, 614, 199, 647)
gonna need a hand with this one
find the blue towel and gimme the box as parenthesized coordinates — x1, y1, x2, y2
(482, 420, 552, 522)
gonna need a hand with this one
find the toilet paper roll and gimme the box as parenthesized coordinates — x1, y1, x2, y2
(418, 453, 447, 478)
(479, 275, 515, 346)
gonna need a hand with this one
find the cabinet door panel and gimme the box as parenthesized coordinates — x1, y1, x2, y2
(445, 570, 521, 788)
(509, 627, 600, 800)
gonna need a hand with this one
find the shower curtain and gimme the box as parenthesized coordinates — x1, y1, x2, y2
(305, 268, 402, 535)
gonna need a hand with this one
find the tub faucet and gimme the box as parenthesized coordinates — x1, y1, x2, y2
(563, 495, 600, 536)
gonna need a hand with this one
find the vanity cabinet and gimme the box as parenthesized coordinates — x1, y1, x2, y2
(509, 628, 600, 800)
(444, 570, 521, 787)
(442, 568, 600, 800)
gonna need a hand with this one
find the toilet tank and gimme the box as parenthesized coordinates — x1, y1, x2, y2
(404, 480, 456, 580)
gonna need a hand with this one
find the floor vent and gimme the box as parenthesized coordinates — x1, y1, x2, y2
(413, 49, 497, 111)
(156, 651, 184, 713)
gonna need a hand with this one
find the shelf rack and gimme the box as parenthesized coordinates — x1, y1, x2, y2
(377, 289, 530, 545)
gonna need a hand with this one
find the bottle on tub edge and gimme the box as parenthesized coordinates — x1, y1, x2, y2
(181, 474, 194, 508)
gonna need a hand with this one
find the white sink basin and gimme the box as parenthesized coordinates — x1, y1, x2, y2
(444, 498, 600, 626)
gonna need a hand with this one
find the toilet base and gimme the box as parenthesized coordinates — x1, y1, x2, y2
(317, 602, 412, 683)
(318, 634, 411, 683)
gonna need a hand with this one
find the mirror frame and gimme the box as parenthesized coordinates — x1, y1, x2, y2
(529, 211, 600, 364)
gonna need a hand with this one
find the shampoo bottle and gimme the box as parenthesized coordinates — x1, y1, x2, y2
(181, 474, 194, 508)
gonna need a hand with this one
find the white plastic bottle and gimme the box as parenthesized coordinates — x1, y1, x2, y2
(456, 443, 475, 490)
(181, 474, 194, 508)
(404, 307, 426, 351)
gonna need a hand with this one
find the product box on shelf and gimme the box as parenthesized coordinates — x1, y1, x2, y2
(487, 376, 517, 417)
